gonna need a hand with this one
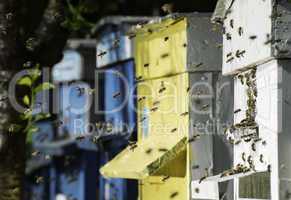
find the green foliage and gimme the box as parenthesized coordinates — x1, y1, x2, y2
(33, 113, 51, 122)
(26, 125, 39, 143)
(19, 63, 55, 144)
(34, 82, 55, 94)
(62, 0, 95, 32)
(17, 76, 32, 87)
(23, 95, 30, 106)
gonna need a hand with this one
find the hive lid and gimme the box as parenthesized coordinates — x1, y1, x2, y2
(100, 135, 187, 179)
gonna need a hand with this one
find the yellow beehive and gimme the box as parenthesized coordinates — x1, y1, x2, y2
(100, 13, 226, 200)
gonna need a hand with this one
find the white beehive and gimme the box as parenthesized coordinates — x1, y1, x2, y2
(192, 60, 291, 200)
(230, 60, 291, 200)
(213, 0, 291, 74)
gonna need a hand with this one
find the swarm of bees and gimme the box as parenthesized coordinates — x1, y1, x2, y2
(220, 164, 251, 178)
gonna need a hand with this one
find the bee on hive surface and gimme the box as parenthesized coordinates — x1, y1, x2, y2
(162, 175, 170, 182)
(226, 33, 232, 40)
(249, 35, 257, 40)
(234, 109, 241, 114)
(238, 27, 243, 36)
(158, 148, 168, 152)
(145, 148, 153, 154)
(170, 191, 179, 198)
(230, 19, 234, 28)
(97, 50, 107, 57)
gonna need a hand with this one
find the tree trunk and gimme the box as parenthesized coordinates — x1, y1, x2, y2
(0, 133, 26, 200)
(0, 0, 68, 199)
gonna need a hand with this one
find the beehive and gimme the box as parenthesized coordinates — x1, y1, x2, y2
(229, 60, 291, 200)
(100, 13, 233, 200)
(212, 0, 291, 198)
(213, 0, 291, 74)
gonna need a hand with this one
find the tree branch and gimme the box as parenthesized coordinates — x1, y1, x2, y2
(27, 0, 69, 66)
(0, 0, 23, 69)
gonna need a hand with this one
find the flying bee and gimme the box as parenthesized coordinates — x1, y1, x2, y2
(171, 128, 177, 132)
(144, 63, 149, 67)
(135, 76, 143, 81)
(242, 153, 246, 162)
(170, 191, 179, 198)
(145, 148, 153, 154)
(260, 154, 264, 163)
(128, 32, 136, 39)
(180, 112, 189, 116)
(230, 19, 234, 28)
(164, 36, 169, 41)
(150, 107, 158, 112)
(247, 156, 253, 165)
(201, 104, 209, 110)
(159, 87, 166, 93)
(236, 50, 246, 58)
(161, 53, 169, 58)
(188, 134, 201, 143)
(153, 101, 160, 106)
(251, 143, 256, 151)
(194, 62, 203, 68)
(199, 176, 207, 184)
(140, 117, 147, 123)
(226, 52, 232, 57)
(97, 50, 107, 57)
(254, 138, 262, 143)
(226, 33, 232, 40)
(113, 92, 121, 98)
(129, 144, 138, 151)
(159, 81, 166, 93)
(237, 74, 244, 84)
(162, 176, 170, 182)
(249, 35, 257, 40)
(195, 188, 200, 193)
(234, 109, 241, 114)
(226, 57, 234, 63)
(192, 165, 200, 169)
(267, 164, 271, 172)
(235, 140, 242, 145)
(138, 96, 146, 101)
(238, 27, 243, 36)
(159, 148, 168, 152)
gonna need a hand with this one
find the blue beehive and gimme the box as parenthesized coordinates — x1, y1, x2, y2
(49, 151, 98, 200)
(26, 41, 99, 200)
